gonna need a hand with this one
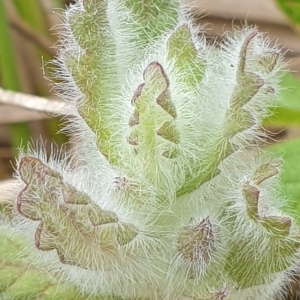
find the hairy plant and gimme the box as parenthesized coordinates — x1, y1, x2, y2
(6, 0, 300, 299)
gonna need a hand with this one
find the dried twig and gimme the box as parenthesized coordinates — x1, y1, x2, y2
(0, 179, 17, 206)
(0, 87, 73, 118)
(10, 17, 56, 57)
(4, 0, 56, 57)
(39, 0, 63, 33)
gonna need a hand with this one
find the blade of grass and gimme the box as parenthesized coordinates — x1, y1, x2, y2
(264, 73, 300, 127)
(0, 0, 30, 153)
(12, 0, 47, 34)
(268, 138, 300, 222)
(10, 0, 67, 146)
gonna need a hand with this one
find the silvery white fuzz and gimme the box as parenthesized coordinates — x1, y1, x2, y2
(11, 0, 300, 299)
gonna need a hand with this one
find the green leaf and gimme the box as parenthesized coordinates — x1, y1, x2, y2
(276, 0, 300, 27)
(0, 229, 120, 300)
(264, 73, 300, 126)
(268, 138, 300, 221)
(122, 0, 178, 56)
(167, 24, 204, 87)
(65, 0, 122, 166)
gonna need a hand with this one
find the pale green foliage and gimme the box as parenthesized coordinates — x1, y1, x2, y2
(6, 0, 300, 299)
